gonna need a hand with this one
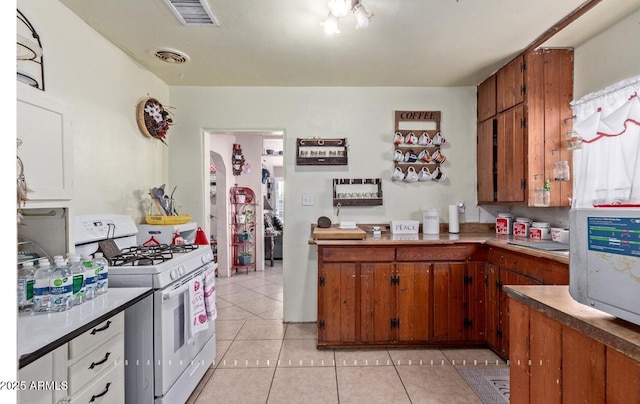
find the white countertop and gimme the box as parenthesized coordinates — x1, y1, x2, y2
(18, 287, 152, 366)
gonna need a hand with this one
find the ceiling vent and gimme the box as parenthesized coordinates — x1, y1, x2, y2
(153, 48, 191, 64)
(163, 0, 220, 26)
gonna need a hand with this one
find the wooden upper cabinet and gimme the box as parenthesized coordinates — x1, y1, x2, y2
(497, 55, 524, 113)
(477, 119, 495, 203)
(477, 75, 497, 122)
(477, 49, 573, 206)
(496, 105, 526, 203)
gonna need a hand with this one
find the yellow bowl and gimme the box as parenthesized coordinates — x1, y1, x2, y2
(145, 214, 191, 225)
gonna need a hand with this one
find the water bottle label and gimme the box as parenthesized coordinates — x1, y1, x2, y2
(72, 274, 84, 294)
(26, 280, 35, 301)
(85, 275, 96, 285)
(51, 277, 73, 301)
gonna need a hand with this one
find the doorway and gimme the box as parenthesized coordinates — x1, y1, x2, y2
(206, 131, 284, 277)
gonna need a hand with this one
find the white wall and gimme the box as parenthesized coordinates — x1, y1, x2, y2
(17, 0, 169, 223)
(169, 86, 477, 321)
(574, 8, 640, 99)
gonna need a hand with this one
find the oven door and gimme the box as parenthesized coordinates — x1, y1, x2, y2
(153, 266, 215, 397)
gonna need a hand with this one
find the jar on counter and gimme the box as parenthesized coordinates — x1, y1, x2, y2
(496, 213, 513, 235)
(529, 222, 551, 240)
(513, 217, 532, 238)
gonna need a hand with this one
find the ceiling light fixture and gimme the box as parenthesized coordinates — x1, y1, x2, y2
(322, 0, 373, 35)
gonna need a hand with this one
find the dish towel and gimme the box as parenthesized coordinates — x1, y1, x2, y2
(203, 263, 217, 321)
(188, 273, 208, 342)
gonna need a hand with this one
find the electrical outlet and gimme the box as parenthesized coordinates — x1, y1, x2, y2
(302, 194, 314, 206)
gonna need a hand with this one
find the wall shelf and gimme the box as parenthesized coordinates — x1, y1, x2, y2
(332, 178, 383, 206)
(296, 138, 348, 166)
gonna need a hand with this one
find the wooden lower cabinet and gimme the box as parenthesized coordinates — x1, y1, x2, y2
(486, 247, 568, 359)
(508, 297, 640, 404)
(317, 262, 357, 343)
(396, 262, 430, 342)
(317, 245, 486, 347)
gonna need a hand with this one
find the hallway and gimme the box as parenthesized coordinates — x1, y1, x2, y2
(187, 261, 507, 403)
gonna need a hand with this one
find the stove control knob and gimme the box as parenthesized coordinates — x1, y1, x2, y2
(170, 269, 179, 280)
(178, 265, 186, 276)
(202, 254, 210, 264)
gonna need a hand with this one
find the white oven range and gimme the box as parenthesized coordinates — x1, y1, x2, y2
(74, 215, 216, 404)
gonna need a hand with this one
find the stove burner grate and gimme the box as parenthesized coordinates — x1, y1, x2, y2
(107, 243, 199, 267)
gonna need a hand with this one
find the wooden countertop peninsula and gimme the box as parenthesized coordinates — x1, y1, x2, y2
(505, 285, 640, 362)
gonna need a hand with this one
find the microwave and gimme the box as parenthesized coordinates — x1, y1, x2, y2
(569, 208, 640, 326)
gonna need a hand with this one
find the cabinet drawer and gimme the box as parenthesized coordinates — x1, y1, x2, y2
(71, 361, 124, 404)
(68, 333, 123, 397)
(69, 312, 124, 360)
(396, 245, 472, 261)
(322, 247, 395, 262)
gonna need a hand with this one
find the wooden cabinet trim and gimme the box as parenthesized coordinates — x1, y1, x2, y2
(321, 247, 395, 262)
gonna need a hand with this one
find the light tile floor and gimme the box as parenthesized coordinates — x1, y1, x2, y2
(187, 261, 507, 404)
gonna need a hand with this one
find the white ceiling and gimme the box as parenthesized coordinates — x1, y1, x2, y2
(58, 0, 640, 87)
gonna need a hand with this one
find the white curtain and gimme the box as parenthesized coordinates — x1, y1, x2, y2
(571, 75, 640, 208)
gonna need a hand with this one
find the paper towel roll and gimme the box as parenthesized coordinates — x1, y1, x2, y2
(449, 205, 459, 234)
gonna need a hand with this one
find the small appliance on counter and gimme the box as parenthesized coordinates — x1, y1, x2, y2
(570, 208, 640, 326)
(137, 221, 197, 245)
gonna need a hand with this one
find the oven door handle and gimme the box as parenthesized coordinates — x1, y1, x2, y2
(162, 282, 190, 302)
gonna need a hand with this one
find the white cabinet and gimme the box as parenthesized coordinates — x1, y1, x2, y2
(18, 312, 125, 404)
(17, 84, 73, 203)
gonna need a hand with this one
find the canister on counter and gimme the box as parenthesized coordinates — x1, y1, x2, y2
(529, 222, 551, 240)
(496, 213, 513, 235)
(513, 217, 532, 237)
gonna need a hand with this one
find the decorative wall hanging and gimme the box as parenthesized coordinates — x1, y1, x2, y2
(232, 143, 246, 176)
(392, 110, 448, 183)
(136, 97, 174, 145)
(16, 139, 31, 223)
(296, 138, 348, 165)
(17, 10, 45, 90)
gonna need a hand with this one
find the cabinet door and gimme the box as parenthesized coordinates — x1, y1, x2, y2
(18, 351, 54, 404)
(433, 263, 465, 342)
(17, 85, 73, 201)
(477, 119, 496, 203)
(496, 105, 525, 202)
(360, 263, 394, 343)
(485, 264, 500, 352)
(497, 55, 524, 112)
(498, 269, 542, 358)
(396, 262, 431, 342)
(318, 263, 357, 343)
(465, 262, 486, 342)
(477, 75, 497, 122)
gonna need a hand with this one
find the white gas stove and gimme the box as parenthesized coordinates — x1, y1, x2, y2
(74, 214, 217, 404)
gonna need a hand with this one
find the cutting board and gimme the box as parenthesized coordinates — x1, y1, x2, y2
(313, 225, 366, 240)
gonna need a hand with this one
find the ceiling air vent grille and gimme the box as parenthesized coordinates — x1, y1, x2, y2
(163, 0, 220, 26)
(154, 48, 190, 64)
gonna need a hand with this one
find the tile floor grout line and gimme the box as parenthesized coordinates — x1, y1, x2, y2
(264, 326, 286, 404)
(388, 348, 414, 404)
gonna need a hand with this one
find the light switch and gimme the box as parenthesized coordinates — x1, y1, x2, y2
(302, 194, 314, 206)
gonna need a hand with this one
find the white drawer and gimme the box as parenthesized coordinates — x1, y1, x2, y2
(69, 312, 124, 360)
(70, 361, 124, 404)
(67, 333, 124, 397)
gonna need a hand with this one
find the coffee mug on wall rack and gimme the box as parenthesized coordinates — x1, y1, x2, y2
(432, 132, 446, 145)
(418, 132, 432, 145)
(404, 132, 418, 144)
(418, 166, 432, 181)
(392, 166, 405, 181)
(404, 166, 419, 182)
(404, 149, 419, 163)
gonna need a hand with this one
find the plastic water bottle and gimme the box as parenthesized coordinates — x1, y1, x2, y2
(81, 255, 97, 301)
(69, 255, 85, 306)
(93, 252, 109, 295)
(50, 259, 72, 312)
(33, 259, 53, 313)
(17, 262, 35, 312)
